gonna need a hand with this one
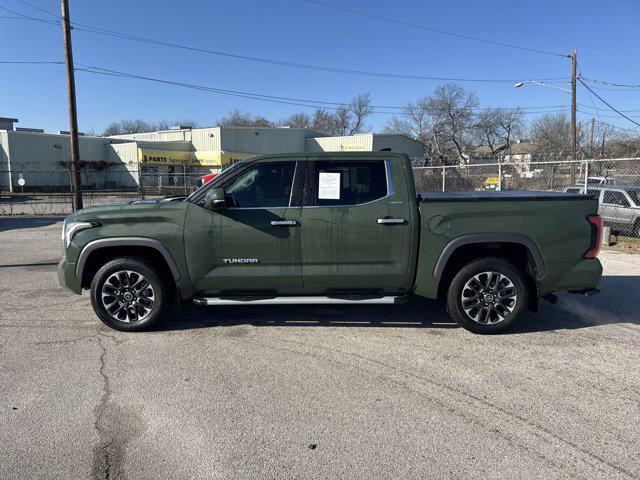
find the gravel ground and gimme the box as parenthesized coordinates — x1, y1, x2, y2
(0, 218, 638, 480)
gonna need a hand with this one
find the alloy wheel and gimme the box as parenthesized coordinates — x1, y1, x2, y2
(100, 270, 155, 323)
(460, 271, 518, 325)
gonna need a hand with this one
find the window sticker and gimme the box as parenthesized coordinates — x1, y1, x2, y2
(318, 172, 341, 200)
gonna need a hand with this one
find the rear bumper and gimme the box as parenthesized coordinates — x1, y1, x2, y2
(58, 256, 82, 294)
(541, 258, 603, 295)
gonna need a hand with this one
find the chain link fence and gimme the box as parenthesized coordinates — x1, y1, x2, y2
(412, 156, 640, 237)
(0, 169, 204, 215)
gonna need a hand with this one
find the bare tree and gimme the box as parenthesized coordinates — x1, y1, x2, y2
(168, 118, 200, 129)
(426, 84, 479, 161)
(280, 112, 312, 128)
(217, 109, 274, 127)
(475, 107, 525, 151)
(102, 119, 155, 136)
(102, 118, 200, 136)
(385, 84, 479, 162)
(345, 92, 374, 135)
(384, 97, 431, 154)
(310, 93, 374, 135)
(311, 109, 339, 135)
(530, 113, 581, 158)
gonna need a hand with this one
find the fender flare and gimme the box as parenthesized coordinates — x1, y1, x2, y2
(75, 237, 183, 285)
(433, 233, 546, 282)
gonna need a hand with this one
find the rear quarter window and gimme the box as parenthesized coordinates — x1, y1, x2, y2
(626, 189, 640, 205)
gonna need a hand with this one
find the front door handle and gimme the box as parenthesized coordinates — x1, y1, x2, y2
(377, 218, 405, 225)
(270, 220, 298, 227)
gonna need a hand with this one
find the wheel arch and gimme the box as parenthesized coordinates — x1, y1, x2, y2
(434, 234, 544, 309)
(76, 237, 183, 289)
(434, 234, 545, 281)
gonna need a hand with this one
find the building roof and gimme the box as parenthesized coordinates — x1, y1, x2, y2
(506, 141, 535, 155)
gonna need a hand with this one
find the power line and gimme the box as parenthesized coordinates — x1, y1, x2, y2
(74, 64, 570, 115)
(306, 0, 567, 58)
(0, 60, 64, 64)
(585, 117, 640, 135)
(578, 66, 605, 127)
(0, 7, 569, 84)
(581, 77, 640, 88)
(578, 103, 640, 113)
(578, 77, 640, 129)
(15, 0, 60, 18)
(2, 58, 570, 115)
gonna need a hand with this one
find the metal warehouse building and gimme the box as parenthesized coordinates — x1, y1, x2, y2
(0, 119, 424, 192)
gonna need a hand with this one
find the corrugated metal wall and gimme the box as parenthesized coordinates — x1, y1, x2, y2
(220, 127, 315, 154)
(191, 128, 220, 151)
(305, 134, 374, 152)
(105, 142, 139, 188)
(136, 140, 193, 152)
(3, 132, 113, 189)
(372, 135, 424, 157)
(0, 131, 9, 189)
(110, 130, 192, 143)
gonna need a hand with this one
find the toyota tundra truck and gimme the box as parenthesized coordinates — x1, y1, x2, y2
(58, 152, 603, 334)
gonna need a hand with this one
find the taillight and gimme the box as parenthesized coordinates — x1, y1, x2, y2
(584, 214, 602, 259)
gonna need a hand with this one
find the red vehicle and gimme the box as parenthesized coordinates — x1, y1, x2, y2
(196, 172, 219, 187)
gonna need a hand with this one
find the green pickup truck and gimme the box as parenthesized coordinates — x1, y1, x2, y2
(59, 152, 603, 334)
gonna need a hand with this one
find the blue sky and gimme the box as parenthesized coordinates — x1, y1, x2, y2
(1, 0, 639, 135)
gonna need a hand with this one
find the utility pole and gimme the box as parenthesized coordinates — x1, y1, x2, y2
(570, 49, 577, 184)
(589, 117, 595, 157)
(61, 0, 83, 210)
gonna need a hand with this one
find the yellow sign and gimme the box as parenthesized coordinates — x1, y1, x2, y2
(340, 143, 366, 151)
(138, 148, 255, 167)
(138, 149, 191, 165)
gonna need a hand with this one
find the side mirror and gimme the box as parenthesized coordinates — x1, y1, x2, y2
(203, 187, 226, 210)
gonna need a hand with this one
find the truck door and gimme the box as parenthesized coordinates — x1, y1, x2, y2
(298, 158, 414, 292)
(184, 159, 304, 294)
(602, 189, 632, 231)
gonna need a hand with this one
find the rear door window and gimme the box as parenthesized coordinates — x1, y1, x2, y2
(308, 160, 388, 206)
(603, 190, 630, 207)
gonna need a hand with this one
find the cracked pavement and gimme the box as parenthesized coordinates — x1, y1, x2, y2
(0, 217, 639, 479)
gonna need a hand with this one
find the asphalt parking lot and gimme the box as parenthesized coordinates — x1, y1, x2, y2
(1, 217, 639, 480)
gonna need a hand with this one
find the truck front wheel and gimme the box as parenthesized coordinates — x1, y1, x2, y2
(90, 257, 171, 332)
(446, 257, 528, 334)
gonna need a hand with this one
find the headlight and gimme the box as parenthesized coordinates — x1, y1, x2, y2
(62, 220, 99, 250)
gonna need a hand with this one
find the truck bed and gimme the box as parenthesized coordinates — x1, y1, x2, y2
(419, 190, 596, 202)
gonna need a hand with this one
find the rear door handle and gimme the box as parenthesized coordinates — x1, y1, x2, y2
(270, 220, 298, 227)
(377, 218, 405, 225)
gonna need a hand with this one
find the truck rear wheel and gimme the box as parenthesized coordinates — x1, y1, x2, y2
(90, 257, 171, 332)
(446, 257, 528, 334)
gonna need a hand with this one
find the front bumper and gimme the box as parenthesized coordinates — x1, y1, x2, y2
(58, 255, 82, 294)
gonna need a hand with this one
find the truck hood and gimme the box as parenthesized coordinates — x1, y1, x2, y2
(65, 197, 186, 222)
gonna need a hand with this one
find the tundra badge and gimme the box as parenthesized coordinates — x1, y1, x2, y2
(222, 258, 259, 264)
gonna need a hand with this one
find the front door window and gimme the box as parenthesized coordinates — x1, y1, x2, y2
(225, 162, 296, 208)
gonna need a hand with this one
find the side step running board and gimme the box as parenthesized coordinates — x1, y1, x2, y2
(193, 295, 406, 306)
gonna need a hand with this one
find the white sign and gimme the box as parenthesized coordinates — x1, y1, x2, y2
(17, 178, 25, 187)
(318, 172, 341, 200)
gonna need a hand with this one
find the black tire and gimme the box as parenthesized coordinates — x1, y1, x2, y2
(446, 257, 529, 334)
(90, 257, 171, 332)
